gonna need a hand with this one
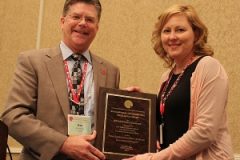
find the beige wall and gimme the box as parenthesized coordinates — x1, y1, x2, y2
(1, 0, 240, 156)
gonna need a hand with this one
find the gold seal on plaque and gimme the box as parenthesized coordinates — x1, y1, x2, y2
(124, 100, 133, 109)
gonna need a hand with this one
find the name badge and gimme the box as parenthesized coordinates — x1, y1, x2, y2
(68, 114, 91, 136)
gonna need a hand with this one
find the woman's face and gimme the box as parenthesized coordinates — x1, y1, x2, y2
(161, 14, 195, 60)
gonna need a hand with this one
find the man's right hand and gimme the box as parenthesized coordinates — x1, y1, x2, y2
(60, 130, 105, 160)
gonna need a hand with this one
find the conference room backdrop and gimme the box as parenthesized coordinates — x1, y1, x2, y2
(0, 0, 240, 157)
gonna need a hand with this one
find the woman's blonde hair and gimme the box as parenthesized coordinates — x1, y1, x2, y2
(152, 4, 214, 67)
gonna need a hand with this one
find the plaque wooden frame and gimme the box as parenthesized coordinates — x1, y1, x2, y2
(95, 87, 157, 160)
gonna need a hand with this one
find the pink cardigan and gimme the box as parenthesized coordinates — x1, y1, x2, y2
(143, 56, 234, 160)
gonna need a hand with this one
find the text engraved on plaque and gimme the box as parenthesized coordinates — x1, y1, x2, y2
(102, 93, 151, 157)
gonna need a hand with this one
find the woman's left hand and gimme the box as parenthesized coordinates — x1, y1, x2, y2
(122, 156, 136, 160)
(122, 153, 153, 160)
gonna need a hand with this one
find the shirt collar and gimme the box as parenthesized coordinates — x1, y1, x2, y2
(60, 41, 92, 64)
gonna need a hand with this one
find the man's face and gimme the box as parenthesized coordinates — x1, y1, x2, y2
(61, 2, 99, 53)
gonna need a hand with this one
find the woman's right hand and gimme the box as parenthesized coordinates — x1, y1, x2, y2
(124, 86, 142, 92)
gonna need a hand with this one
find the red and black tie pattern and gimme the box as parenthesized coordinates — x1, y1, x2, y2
(69, 54, 85, 115)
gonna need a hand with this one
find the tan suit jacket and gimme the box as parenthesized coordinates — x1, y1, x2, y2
(1, 46, 120, 160)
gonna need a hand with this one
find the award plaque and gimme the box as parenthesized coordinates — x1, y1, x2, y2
(95, 87, 157, 160)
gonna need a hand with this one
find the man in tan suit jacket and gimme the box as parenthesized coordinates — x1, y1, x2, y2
(1, 0, 120, 159)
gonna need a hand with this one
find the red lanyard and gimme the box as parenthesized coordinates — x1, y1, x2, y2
(159, 56, 195, 118)
(160, 102, 165, 118)
(159, 69, 185, 118)
(64, 60, 88, 104)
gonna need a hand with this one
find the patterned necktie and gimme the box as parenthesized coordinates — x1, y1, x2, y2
(69, 54, 85, 115)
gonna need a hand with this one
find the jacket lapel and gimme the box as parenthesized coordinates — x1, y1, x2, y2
(91, 54, 107, 127)
(92, 54, 107, 99)
(45, 47, 69, 121)
(44, 50, 108, 122)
